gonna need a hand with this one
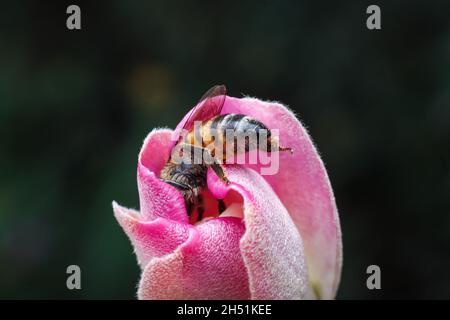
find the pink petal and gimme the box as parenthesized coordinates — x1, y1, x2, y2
(221, 97, 342, 299)
(137, 129, 188, 223)
(113, 202, 189, 268)
(207, 166, 309, 299)
(138, 217, 250, 300)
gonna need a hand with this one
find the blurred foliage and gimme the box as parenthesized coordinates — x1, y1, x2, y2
(0, 0, 449, 299)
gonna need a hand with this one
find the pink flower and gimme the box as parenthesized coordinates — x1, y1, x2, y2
(113, 95, 342, 299)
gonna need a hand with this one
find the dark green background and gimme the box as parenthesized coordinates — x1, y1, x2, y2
(1, 0, 449, 299)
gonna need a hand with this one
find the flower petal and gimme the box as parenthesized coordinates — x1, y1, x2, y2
(207, 166, 309, 299)
(221, 97, 342, 299)
(137, 129, 188, 223)
(138, 217, 250, 300)
(113, 201, 189, 268)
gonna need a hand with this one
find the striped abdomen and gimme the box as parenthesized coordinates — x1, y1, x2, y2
(184, 114, 272, 160)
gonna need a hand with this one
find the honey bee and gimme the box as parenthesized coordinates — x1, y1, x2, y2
(160, 85, 292, 221)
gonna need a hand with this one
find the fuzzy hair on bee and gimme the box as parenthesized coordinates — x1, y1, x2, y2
(159, 162, 207, 213)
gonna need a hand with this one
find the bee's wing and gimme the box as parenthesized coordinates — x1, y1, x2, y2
(179, 85, 227, 132)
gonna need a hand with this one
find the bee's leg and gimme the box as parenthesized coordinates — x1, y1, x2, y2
(268, 137, 293, 154)
(210, 162, 230, 185)
(202, 146, 230, 184)
(197, 194, 205, 221)
(182, 143, 230, 185)
(185, 200, 192, 217)
(218, 199, 226, 214)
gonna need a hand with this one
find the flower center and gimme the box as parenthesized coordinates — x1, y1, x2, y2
(189, 189, 244, 224)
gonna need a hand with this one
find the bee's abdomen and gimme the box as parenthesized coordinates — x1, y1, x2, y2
(213, 114, 271, 158)
(184, 114, 272, 159)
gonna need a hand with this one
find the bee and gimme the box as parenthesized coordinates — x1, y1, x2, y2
(160, 85, 292, 222)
